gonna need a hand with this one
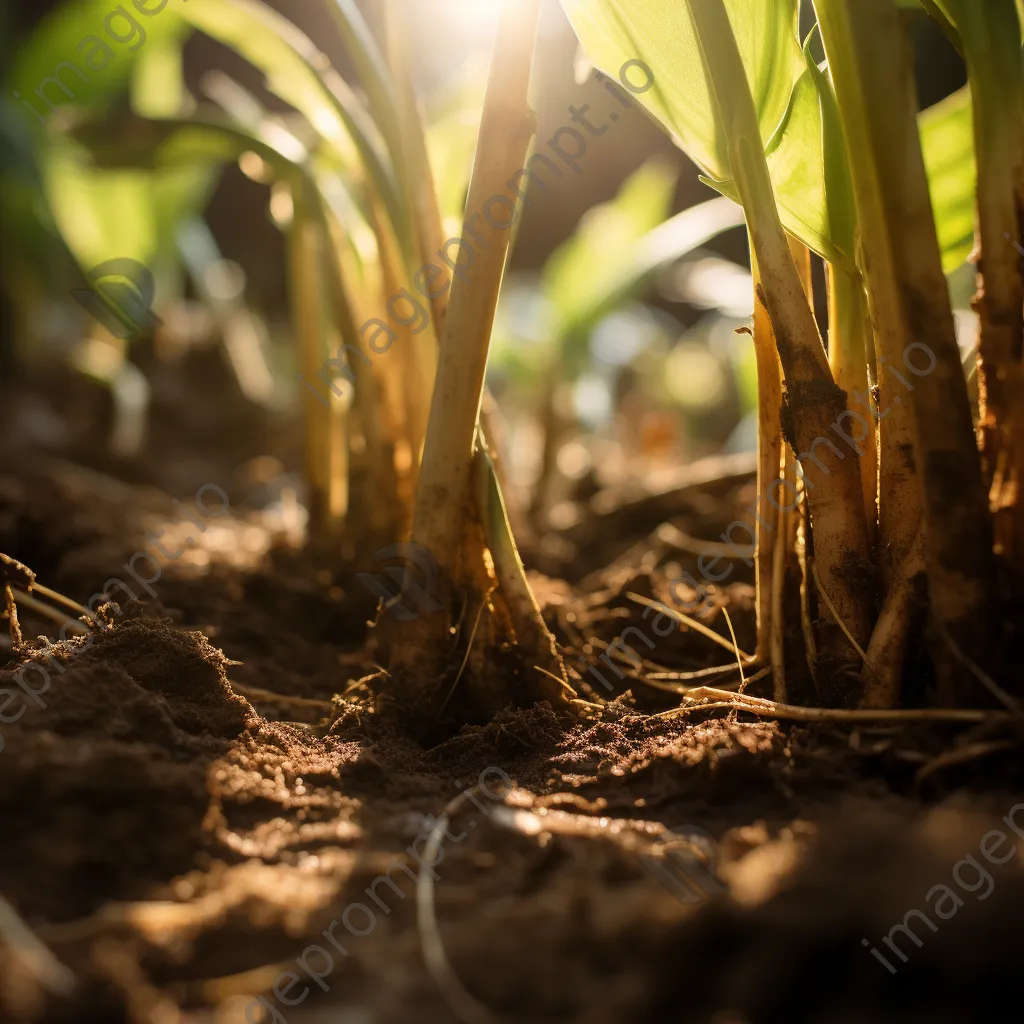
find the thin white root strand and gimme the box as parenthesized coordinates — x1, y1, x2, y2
(721, 607, 746, 692)
(417, 788, 501, 1024)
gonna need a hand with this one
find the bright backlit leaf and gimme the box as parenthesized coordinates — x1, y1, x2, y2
(560, 0, 802, 178)
(176, 0, 409, 245)
(560, 0, 854, 269)
(920, 85, 975, 272)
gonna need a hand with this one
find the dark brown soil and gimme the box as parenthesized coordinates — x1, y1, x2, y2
(1, 452, 1023, 1024)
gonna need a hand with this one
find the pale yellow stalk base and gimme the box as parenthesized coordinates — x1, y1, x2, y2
(387, 0, 541, 701)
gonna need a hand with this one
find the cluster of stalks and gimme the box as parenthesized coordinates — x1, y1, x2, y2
(274, 0, 578, 721)
(59, 0, 578, 725)
(683, 0, 1024, 711)
(64, 0, 1024, 721)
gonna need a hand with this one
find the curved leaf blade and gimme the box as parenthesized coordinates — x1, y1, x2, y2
(560, 0, 802, 181)
(561, 0, 856, 269)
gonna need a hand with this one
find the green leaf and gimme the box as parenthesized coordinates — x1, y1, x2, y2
(561, 0, 855, 270)
(175, 0, 410, 247)
(536, 159, 745, 377)
(424, 65, 488, 227)
(323, 0, 405, 179)
(801, 34, 856, 259)
(919, 85, 975, 272)
(541, 158, 678, 343)
(42, 138, 217, 272)
(7, 0, 190, 127)
(131, 31, 186, 119)
(70, 112, 301, 179)
(560, 0, 802, 178)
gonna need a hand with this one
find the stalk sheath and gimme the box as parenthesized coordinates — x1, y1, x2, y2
(388, 0, 542, 698)
(687, 0, 875, 702)
(814, 0, 994, 701)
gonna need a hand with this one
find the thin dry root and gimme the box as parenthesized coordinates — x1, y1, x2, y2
(1, 552, 94, 648)
(3, 584, 23, 650)
(721, 607, 746, 692)
(811, 563, 867, 663)
(933, 614, 1023, 716)
(0, 893, 75, 997)
(231, 684, 334, 711)
(626, 593, 756, 663)
(10, 591, 88, 635)
(914, 739, 1018, 786)
(664, 686, 1019, 724)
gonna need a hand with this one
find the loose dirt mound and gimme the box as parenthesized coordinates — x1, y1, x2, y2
(1, 458, 1023, 1023)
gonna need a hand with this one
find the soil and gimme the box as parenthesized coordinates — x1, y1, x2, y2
(2, 437, 1024, 1024)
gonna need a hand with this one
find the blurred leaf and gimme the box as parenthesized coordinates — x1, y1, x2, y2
(732, 331, 760, 413)
(176, 0, 409, 246)
(323, 0, 404, 177)
(7, 0, 189, 127)
(920, 85, 975, 272)
(541, 161, 746, 371)
(424, 61, 488, 228)
(131, 30, 185, 119)
(71, 112, 298, 178)
(5, 0, 209, 297)
(628, 198, 747, 294)
(43, 138, 217, 272)
(542, 159, 678, 345)
(0, 102, 60, 275)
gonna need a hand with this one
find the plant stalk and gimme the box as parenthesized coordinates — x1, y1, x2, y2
(388, 0, 541, 696)
(750, 249, 783, 668)
(814, 0, 995, 702)
(687, 0, 875, 703)
(828, 265, 878, 543)
(288, 183, 333, 533)
(958, 5, 1024, 571)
